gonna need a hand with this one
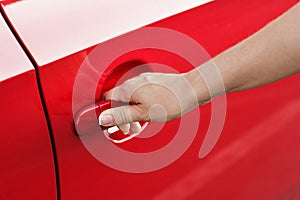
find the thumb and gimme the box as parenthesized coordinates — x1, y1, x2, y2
(98, 105, 142, 127)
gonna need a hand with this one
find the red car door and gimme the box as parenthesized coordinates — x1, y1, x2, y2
(0, 5, 57, 200)
(2, 0, 300, 199)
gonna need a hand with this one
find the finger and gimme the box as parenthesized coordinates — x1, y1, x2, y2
(129, 122, 142, 133)
(104, 86, 129, 102)
(118, 123, 130, 134)
(98, 105, 143, 127)
(104, 77, 148, 102)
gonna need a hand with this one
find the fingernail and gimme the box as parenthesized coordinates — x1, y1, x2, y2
(99, 115, 113, 126)
(123, 131, 129, 135)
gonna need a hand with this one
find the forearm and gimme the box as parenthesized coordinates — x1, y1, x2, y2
(186, 3, 300, 103)
(101, 3, 300, 130)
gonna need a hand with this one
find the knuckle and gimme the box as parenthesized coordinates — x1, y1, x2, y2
(134, 108, 150, 122)
(112, 107, 132, 125)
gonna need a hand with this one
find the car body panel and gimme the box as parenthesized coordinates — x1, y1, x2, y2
(0, 0, 19, 6)
(2, 0, 212, 65)
(0, 8, 31, 81)
(0, 8, 57, 200)
(2, 0, 300, 199)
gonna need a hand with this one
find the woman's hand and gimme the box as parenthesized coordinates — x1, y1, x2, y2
(98, 72, 208, 133)
(99, 3, 300, 134)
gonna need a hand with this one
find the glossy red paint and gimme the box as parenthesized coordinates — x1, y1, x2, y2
(1, 0, 212, 65)
(0, 72, 57, 200)
(0, 9, 56, 199)
(0, 0, 19, 6)
(3, 0, 300, 199)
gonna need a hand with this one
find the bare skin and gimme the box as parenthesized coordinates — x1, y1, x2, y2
(99, 3, 300, 134)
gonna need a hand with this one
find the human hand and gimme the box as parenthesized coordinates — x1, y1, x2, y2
(98, 71, 207, 134)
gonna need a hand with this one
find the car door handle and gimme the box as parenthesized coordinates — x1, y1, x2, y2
(74, 100, 148, 143)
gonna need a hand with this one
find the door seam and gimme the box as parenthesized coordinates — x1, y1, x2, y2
(0, 4, 61, 200)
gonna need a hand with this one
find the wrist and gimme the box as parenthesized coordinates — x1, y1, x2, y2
(183, 68, 211, 105)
